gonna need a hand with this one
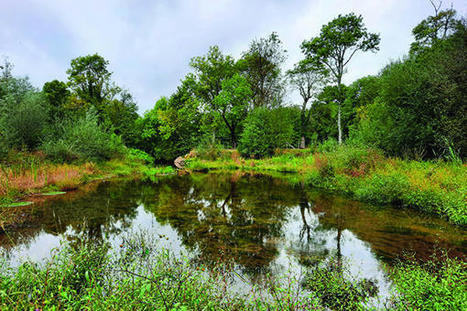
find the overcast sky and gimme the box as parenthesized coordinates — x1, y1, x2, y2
(1, 0, 466, 113)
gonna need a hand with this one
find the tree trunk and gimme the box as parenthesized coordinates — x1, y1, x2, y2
(300, 136, 306, 149)
(231, 131, 237, 149)
(337, 75, 343, 145)
(337, 104, 342, 145)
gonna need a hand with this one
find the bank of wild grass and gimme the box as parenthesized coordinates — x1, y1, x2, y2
(0, 233, 464, 310)
(186, 145, 467, 225)
(0, 149, 173, 206)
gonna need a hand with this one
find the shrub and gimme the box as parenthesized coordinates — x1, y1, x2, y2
(351, 25, 467, 159)
(128, 148, 155, 164)
(0, 92, 48, 150)
(0, 138, 7, 160)
(354, 172, 410, 205)
(195, 140, 223, 161)
(42, 111, 125, 162)
(239, 107, 296, 158)
(316, 138, 339, 153)
(313, 153, 334, 179)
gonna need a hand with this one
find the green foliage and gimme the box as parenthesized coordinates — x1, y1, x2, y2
(42, 111, 125, 162)
(103, 90, 140, 146)
(316, 137, 339, 153)
(213, 73, 252, 147)
(66, 53, 113, 112)
(142, 166, 176, 181)
(0, 91, 49, 150)
(239, 107, 297, 158)
(301, 13, 380, 78)
(128, 148, 155, 164)
(303, 258, 378, 310)
(302, 13, 380, 144)
(137, 92, 203, 163)
(390, 253, 467, 311)
(352, 23, 467, 159)
(239, 32, 286, 108)
(0, 235, 323, 310)
(195, 140, 224, 161)
(187, 144, 466, 225)
(287, 61, 328, 147)
(410, 5, 461, 54)
(42, 79, 70, 121)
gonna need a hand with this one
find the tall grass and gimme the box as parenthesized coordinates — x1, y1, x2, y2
(0, 160, 95, 199)
(0, 150, 162, 204)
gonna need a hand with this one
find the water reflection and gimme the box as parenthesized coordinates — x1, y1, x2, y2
(0, 172, 465, 288)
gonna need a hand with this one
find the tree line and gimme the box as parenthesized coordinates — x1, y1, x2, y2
(1, 3, 465, 163)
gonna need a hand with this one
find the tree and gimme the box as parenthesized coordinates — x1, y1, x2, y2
(189, 46, 237, 143)
(42, 80, 70, 121)
(213, 74, 252, 148)
(410, 1, 461, 54)
(137, 77, 203, 162)
(104, 90, 139, 146)
(240, 32, 287, 108)
(352, 23, 467, 158)
(287, 62, 328, 148)
(301, 13, 380, 144)
(0, 92, 48, 150)
(66, 54, 115, 118)
(239, 107, 297, 158)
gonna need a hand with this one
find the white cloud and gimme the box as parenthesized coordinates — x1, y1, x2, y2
(1, 0, 466, 112)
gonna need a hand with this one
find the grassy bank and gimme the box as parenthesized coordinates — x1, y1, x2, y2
(0, 150, 174, 207)
(0, 233, 464, 310)
(186, 146, 466, 225)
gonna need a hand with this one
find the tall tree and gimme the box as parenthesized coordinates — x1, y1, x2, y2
(287, 62, 328, 148)
(42, 80, 70, 121)
(301, 13, 380, 144)
(189, 46, 237, 143)
(240, 32, 287, 108)
(410, 1, 461, 54)
(213, 73, 252, 148)
(66, 54, 115, 118)
(104, 90, 139, 146)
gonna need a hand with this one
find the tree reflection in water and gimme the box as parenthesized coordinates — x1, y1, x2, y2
(0, 172, 464, 289)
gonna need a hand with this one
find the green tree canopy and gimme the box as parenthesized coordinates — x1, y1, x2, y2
(410, 1, 462, 54)
(213, 73, 252, 148)
(240, 32, 286, 108)
(66, 54, 115, 117)
(43, 80, 70, 121)
(301, 13, 380, 144)
(287, 61, 328, 148)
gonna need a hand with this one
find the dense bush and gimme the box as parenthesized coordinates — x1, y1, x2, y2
(42, 112, 125, 162)
(239, 107, 297, 158)
(0, 92, 49, 150)
(194, 140, 224, 161)
(351, 24, 467, 159)
(128, 148, 155, 164)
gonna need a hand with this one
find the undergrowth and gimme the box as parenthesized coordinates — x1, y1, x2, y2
(0, 233, 464, 310)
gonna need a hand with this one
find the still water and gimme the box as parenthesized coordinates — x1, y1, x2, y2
(0, 172, 465, 299)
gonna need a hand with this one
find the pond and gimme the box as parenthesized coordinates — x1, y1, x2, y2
(0, 172, 465, 302)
